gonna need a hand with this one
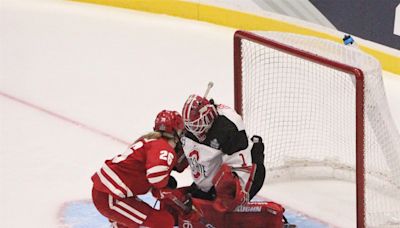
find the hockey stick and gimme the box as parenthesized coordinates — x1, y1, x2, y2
(203, 81, 214, 99)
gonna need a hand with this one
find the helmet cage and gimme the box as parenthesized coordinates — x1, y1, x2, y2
(182, 95, 218, 139)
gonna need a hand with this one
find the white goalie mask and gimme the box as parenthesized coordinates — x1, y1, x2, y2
(182, 94, 218, 141)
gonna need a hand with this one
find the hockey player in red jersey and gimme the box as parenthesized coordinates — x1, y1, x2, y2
(180, 83, 266, 213)
(91, 110, 185, 228)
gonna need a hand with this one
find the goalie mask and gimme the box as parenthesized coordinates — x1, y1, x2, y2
(154, 110, 184, 139)
(182, 94, 218, 141)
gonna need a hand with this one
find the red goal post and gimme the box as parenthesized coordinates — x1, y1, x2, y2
(233, 30, 400, 228)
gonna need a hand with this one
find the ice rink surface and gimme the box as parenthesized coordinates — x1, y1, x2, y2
(1, 0, 399, 227)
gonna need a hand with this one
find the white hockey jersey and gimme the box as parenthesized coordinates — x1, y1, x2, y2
(181, 105, 253, 192)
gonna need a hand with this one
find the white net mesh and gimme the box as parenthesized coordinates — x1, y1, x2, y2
(236, 31, 400, 227)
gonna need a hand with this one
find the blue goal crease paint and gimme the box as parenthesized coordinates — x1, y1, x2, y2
(60, 195, 330, 228)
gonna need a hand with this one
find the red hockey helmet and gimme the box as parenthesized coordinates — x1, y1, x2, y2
(154, 110, 184, 138)
(182, 94, 218, 140)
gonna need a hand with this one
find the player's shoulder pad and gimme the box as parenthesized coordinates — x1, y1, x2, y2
(216, 105, 245, 131)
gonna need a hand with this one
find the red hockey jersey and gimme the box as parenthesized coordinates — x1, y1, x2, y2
(92, 138, 177, 199)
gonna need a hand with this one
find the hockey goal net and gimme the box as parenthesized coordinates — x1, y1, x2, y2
(234, 30, 400, 228)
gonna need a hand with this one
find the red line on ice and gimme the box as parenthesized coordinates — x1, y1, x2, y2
(0, 91, 130, 145)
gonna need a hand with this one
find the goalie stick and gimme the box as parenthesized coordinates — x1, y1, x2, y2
(203, 81, 214, 99)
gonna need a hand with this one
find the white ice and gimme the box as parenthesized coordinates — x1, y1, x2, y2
(1, 0, 399, 227)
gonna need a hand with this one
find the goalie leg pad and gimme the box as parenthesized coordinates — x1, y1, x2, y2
(212, 164, 248, 212)
(226, 201, 285, 228)
(212, 164, 237, 198)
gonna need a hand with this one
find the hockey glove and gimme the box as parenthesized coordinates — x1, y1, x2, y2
(251, 135, 265, 165)
(167, 176, 178, 189)
(173, 142, 189, 173)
